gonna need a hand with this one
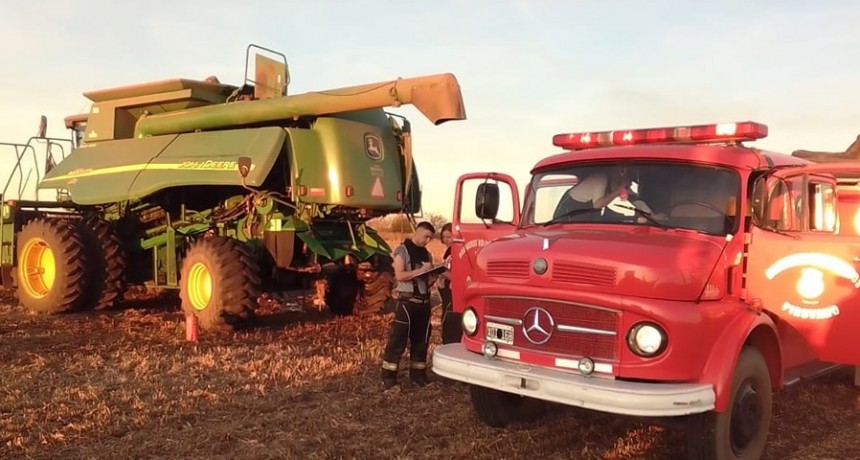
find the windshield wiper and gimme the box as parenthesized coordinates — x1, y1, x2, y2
(541, 207, 600, 226)
(761, 226, 800, 239)
(614, 204, 669, 230)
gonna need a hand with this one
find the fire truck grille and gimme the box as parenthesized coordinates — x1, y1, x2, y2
(485, 297, 620, 361)
(552, 261, 616, 287)
(486, 260, 530, 279)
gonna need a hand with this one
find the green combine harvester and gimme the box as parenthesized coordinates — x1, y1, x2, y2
(0, 44, 466, 332)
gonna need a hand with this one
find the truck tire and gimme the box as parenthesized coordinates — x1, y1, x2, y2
(686, 346, 772, 460)
(325, 267, 360, 316)
(179, 236, 261, 333)
(79, 218, 127, 310)
(15, 218, 92, 313)
(469, 385, 547, 428)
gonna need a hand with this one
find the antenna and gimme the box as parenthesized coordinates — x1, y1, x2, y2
(696, 233, 734, 303)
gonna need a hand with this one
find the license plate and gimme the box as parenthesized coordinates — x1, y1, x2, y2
(486, 322, 514, 345)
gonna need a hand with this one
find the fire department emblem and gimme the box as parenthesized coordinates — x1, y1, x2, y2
(364, 133, 384, 161)
(522, 307, 554, 345)
(765, 252, 860, 320)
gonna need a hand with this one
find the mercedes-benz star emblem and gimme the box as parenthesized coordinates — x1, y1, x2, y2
(522, 307, 554, 345)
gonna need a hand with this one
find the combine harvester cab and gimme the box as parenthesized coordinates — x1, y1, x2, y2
(1, 44, 467, 332)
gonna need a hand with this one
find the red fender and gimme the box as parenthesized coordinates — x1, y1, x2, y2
(699, 310, 782, 411)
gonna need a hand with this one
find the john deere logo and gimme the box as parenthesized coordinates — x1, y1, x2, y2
(364, 134, 383, 161)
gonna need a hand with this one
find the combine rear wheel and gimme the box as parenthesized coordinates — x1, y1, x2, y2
(354, 255, 395, 315)
(79, 218, 127, 310)
(16, 218, 92, 313)
(325, 267, 360, 316)
(355, 270, 394, 315)
(179, 237, 262, 333)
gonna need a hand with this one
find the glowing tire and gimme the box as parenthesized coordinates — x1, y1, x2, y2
(16, 218, 92, 313)
(179, 237, 261, 332)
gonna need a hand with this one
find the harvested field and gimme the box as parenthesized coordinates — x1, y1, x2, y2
(1, 232, 859, 459)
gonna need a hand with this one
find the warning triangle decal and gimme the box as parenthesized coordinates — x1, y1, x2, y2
(371, 177, 385, 197)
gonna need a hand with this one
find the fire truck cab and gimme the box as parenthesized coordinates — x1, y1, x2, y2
(432, 121, 860, 460)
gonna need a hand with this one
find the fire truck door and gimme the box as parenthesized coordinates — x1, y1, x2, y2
(746, 167, 860, 365)
(450, 173, 520, 313)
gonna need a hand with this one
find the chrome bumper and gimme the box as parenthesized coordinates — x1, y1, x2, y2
(432, 344, 715, 417)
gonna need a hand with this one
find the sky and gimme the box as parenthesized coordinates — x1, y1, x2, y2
(1, 0, 859, 218)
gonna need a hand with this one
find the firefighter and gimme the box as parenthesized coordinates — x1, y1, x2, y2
(556, 164, 663, 223)
(380, 221, 438, 390)
(437, 223, 460, 344)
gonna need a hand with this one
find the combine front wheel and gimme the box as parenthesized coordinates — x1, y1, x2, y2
(78, 218, 127, 310)
(179, 237, 262, 332)
(16, 218, 92, 313)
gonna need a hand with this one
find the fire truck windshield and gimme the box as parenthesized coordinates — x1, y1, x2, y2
(525, 161, 741, 235)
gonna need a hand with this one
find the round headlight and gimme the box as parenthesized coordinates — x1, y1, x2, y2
(627, 323, 666, 357)
(532, 257, 548, 275)
(462, 307, 479, 336)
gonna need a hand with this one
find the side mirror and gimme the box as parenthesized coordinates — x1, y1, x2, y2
(475, 182, 500, 220)
(237, 156, 252, 178)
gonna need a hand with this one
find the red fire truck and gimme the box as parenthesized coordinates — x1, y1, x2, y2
(432, 121, 860, 460)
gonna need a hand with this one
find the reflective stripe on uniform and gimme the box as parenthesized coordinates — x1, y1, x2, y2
(382, 361, 399, 371)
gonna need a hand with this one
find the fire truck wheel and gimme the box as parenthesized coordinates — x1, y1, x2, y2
(686, 346, 772, 460)
(468, 385, 546, 427)
(15, 218, 93, 313)
(179, 237, 261, 333)
(78, 217, 127, 310)
(325, 267, 360, 316)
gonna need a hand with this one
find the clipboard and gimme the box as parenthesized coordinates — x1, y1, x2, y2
(406, 263, 447, 281)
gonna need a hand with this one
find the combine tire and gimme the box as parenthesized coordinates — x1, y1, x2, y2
(79, 218, 127, 310)
(354, 255, 395, 315)
(325, 267, 360, 316)
(15, 218, 92, 313)
(355, 271, 394, 315)
(179, 237, 261, 333)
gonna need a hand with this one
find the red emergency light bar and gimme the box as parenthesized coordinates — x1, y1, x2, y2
(552, 121, 768, 150)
